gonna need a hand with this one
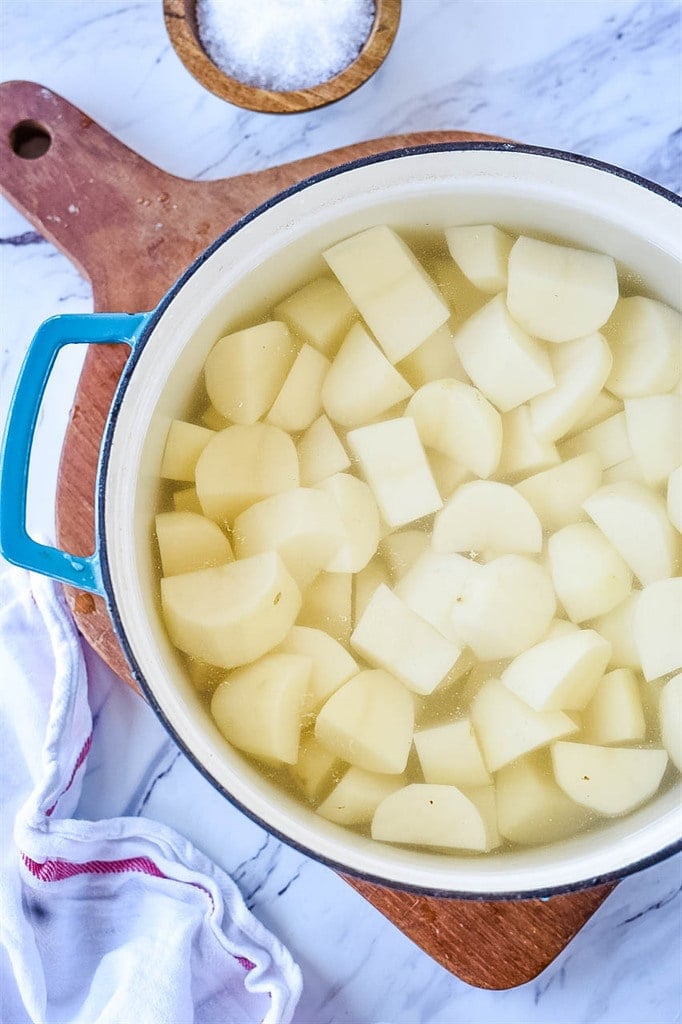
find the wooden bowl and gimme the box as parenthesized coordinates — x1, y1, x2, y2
(163, 0, 401, 114)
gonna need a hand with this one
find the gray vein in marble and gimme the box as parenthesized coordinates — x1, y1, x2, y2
(0, 231, 47, 246)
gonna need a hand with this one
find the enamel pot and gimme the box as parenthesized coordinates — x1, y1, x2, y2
(2, 144, 680, 897)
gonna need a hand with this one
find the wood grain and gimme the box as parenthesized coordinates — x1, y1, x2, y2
(0, 79, 613, 990)
(163, 0, 401, 114)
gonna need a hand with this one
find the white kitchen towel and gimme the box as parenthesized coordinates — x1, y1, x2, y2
(0, 566, 302, 1024)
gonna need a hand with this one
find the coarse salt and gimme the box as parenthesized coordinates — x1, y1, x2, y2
(196, 0, 376, 92)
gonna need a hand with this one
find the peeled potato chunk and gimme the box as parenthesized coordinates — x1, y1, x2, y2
(604, 296, 682, 398)
(211, 653, 310, 764)
(233, 487, 344, 590)
(155, 511, 233, 577)
(496, 756, 591, 845)
(583, 482, 681, 585)
(317, 766, 404, 825)
(547, 522, 632, 623)
(346, 418, 442, 529)
(406, 379, 502, 478)
(506, 236, 618, 343)
(274, 276, 356, 357)
(624, 394, 682, 487)
(516, 453, 602, 532)
(496, 405, 560, 480)
(590, 593, 641, 671)
(323, 226, 450, 363)
(668, 466, 682, 532)
(397, 324, 468, 390)
(551, 742, 668, 816)
(414, 718, 491, 788)
(560, 412, 632, 471)
(195, 423, 299, 525)
(433, 481, 542, 556)
(315, 669, 414, 774)
(396, 550, 481, 641)
(353, 557, 391, 624)
(453, 293, 554, 412)
(445, 224, 514, 293)
(371, 783, 496, 852)
(530, 332, 613, 442)
(543, 618, 580, 641)
(581, 668, 645, 746)
(471, 680, 578, 772)
(427, 255, 485, 326)
(351, 584, 463, 696)
(568, 389, 623, 436)
(501, 629, 611, 711)
(379, 530, 430, 582)
(160, 420, 214, 482)
(298, 571, 352, 644)
(321, 322, 413, 428)
(634, 577, 682, 681)
(660, 674, 682, 771)
(290, 735, 341, 801)
(267, 344, 330, 433)
(317, 472, 381, 573)
(297, 415, 350, 487)
(161, 552, 301, 669)
(450, 555, 556, 660)
(204, 321, 297, 425)
(277, 625, 358, 712)
(427, 450, 473, 499)
(602, 458, 646, 486)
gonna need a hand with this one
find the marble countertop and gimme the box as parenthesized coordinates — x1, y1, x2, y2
(1, 1, 681, 1021)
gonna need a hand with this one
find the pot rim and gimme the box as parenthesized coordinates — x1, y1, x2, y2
(98, 141, 682, 899)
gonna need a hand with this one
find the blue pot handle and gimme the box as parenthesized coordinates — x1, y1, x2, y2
(0, 311, 151, 595)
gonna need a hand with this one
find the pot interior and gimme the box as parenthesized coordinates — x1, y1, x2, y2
(104, 147, 682, 895)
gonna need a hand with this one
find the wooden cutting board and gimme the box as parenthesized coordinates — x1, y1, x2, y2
(0, 80, 615, 990)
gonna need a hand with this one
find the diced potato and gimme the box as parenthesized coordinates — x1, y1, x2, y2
(583, 482, 681, 585)
(660, 674, 682, 771)
(298, 571, 352, 644)
(371, 783, 496, 852)
(414, 718, 491, 788)
(496, 756, 591, 845)
(406, 379, 502, 478)
(233, 488, 344, 590)
(445, 224, 514, 293)
(454, 294, 554, 412)
(379, 530, 430, 581)
(543, 618, 580, 640)
(432, 481, 542, 556)
(559, 412, 632, 470)
(195, 423, 299, 525)
(506, 236, 618, 343)
(547, 522, 632, 623)
(551, 741, 668, 815)
(353, 557, 391, 624)
(624, 394, 682, 486)
(581, 668, 645, 746)
(634, 577, 682, 681)
(397, 324, 468, 390)
(155, 511, 233, 577)
(274, 276, 356, 357)
(395, 550, 481, 641)
(201, 405, 230, 431)
(450, 555, 556, 660)
(315, 669, 414, 774)
(465, 786, 501, 850)
(530, 332, 613, 442)
(277, 625, 358, 712)
(160, 420, 214, 482)
(323, 226, 450, 363)
(317, 766, 404, 825)
(567, 389, 623, 436)
(602, 458, 646, 485)
(640, 678, 665, 742)
(351, 584, 463, 696)
(321, 323, 413, 428)
(290, 735, 342, 801)
(604, 296, 682, 398)
(496, 405, 560, 480)
(346, 418, 442, 529)
(211, 653, 310, 764)
(515, 453, 602, 532)
(317, 472, 381, 573)
(267, 344, 330, 432)
(590, 593, 641, 671)
(204, 321, 297, 424)
(173, 486, 203, 515)
(668, 466, 682, 532)
(470, 680, 578, 772)
(427, 255, 485, 325)
(501, 629, 611, 711)
(426, 450, 473, 499)
(297, 415, 350, 486)
(161, 552, 301, 668)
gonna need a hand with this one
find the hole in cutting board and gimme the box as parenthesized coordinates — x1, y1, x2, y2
(10, 120, 52, 159)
